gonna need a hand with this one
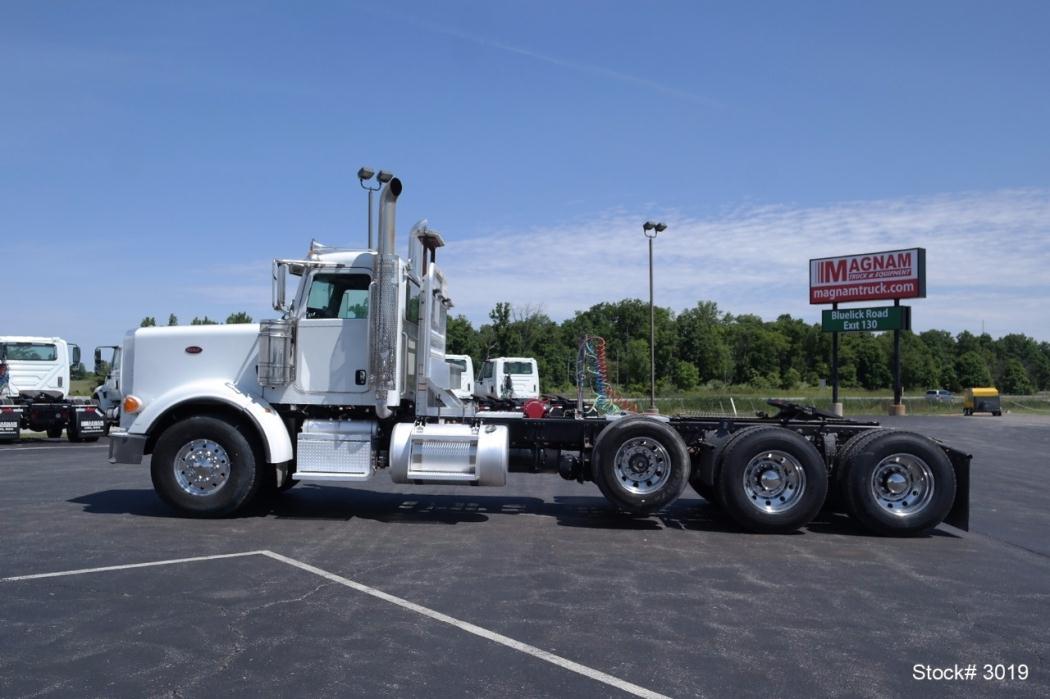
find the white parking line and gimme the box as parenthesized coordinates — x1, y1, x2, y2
(0, 551, 267, 582)
(260, 551, 670, 699)
(2, 550, 670, 699)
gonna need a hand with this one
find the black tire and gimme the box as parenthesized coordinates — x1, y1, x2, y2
(592, 417, 690, 515)
(150, 416, 264, 516)
(716, 426, 828, 533)
(47, 426, 63, 439)
(831, 429, 887, 503)
(840, 431, 955, 536)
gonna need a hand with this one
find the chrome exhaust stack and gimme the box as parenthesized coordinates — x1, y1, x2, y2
(372, 177, 402, 419)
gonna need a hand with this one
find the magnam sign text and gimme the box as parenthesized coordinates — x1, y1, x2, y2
(809, 248, 926, 304)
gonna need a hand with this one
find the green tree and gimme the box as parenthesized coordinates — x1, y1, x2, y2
(672, 359, 699, 391)
(1000, 358, 1034, 394)
(956, 351, 992, 388)
(780, 367, 802, 390)
(446, 315, 479, 359)
(167, 313, 179, 326)
(225, 311, 253, 324)
(479, 302, 513, 358)
(848, 335, 891, 390)
(676, 301, 731, 383)
(724, 314, 785, 386)
(623, 338, 651, 393)
(140, 316, 157, 327)
(190, 316, 219, 325)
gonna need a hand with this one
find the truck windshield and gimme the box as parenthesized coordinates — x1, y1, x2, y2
(504, 361, 533, 375)
(1, 343, 58, 361)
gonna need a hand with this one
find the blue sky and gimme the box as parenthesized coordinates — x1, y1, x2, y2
(3, 0, 1049, 355)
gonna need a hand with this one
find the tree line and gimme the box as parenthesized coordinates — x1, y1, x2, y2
(447, 300, 1050, 395)
(140, 312, 253, 327)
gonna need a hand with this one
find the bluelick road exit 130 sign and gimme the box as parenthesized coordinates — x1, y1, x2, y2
(822, 306, 911, 333)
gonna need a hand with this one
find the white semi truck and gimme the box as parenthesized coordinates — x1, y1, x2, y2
(108, 173, 971, 536)
(92, 345, 123, 432)
(445, 354, 474, 401)
(0, 336, 107, 442)
(475, 357, 540, 401)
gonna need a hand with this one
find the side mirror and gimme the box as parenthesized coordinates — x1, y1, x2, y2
(94, 348, 103, 374)
(71, 344, 81, 367)
(272, 260, 288, 311)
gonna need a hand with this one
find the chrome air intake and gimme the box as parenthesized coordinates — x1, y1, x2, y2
(371, 177, 402, 418)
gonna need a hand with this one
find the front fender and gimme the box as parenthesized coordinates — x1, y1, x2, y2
(127, 379, 293, 463)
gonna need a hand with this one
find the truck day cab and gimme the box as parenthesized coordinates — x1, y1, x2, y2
(0, 336, 107, 443)
(109, 174, 971, 536)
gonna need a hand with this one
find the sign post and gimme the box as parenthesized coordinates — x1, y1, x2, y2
(810, 248, 926, 415)
(831, 303, 839, 412)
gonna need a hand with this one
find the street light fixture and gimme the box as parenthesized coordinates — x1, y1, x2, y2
(642, 221, 668, 413)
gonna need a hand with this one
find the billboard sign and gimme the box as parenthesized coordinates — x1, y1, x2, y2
(809, 248, 926, 304)
(822, 306, 911, 333)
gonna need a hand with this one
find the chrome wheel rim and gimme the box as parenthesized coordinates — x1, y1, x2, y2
(613, 437, 672, 495)
(174, 439, 231, 496)
(870, 453, 934, 516)
(742, 450, 806, 513)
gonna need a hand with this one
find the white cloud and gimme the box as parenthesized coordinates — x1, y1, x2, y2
(439, 189, 1050, 340)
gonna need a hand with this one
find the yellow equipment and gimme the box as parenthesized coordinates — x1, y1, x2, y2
(963, 387, 1001, 416)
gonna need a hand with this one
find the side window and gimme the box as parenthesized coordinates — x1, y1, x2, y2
(479, 361, 493, 380)
(405, 280, 420, 323)
(430, 295, 447, 331)
(305, 273, 370, 319)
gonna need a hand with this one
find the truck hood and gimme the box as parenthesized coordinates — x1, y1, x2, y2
(125, 324, 262, 403)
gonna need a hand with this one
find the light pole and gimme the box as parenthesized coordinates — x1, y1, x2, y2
(642, 221, 667, 413)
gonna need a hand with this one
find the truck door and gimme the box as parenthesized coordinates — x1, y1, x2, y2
(296, 272, 372, 395)
(476, 359, 494, 398)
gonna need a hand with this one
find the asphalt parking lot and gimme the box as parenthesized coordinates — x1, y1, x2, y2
(1, 414, 1048, 697)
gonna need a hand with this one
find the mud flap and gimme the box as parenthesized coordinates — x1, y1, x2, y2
(71, 405, 107, 439)
(941, 444, 971, 531)
(0, 406, 21, 442)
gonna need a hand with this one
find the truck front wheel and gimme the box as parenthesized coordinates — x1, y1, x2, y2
(150, 416, 263, 516)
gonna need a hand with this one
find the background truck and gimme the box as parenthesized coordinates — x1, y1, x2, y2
(92, 345, 123, 431)
(108, 172, 971, 536)
(445, 353, 474, 401)
(475, 357, 540, 401)
(0, 336, 106, 442)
